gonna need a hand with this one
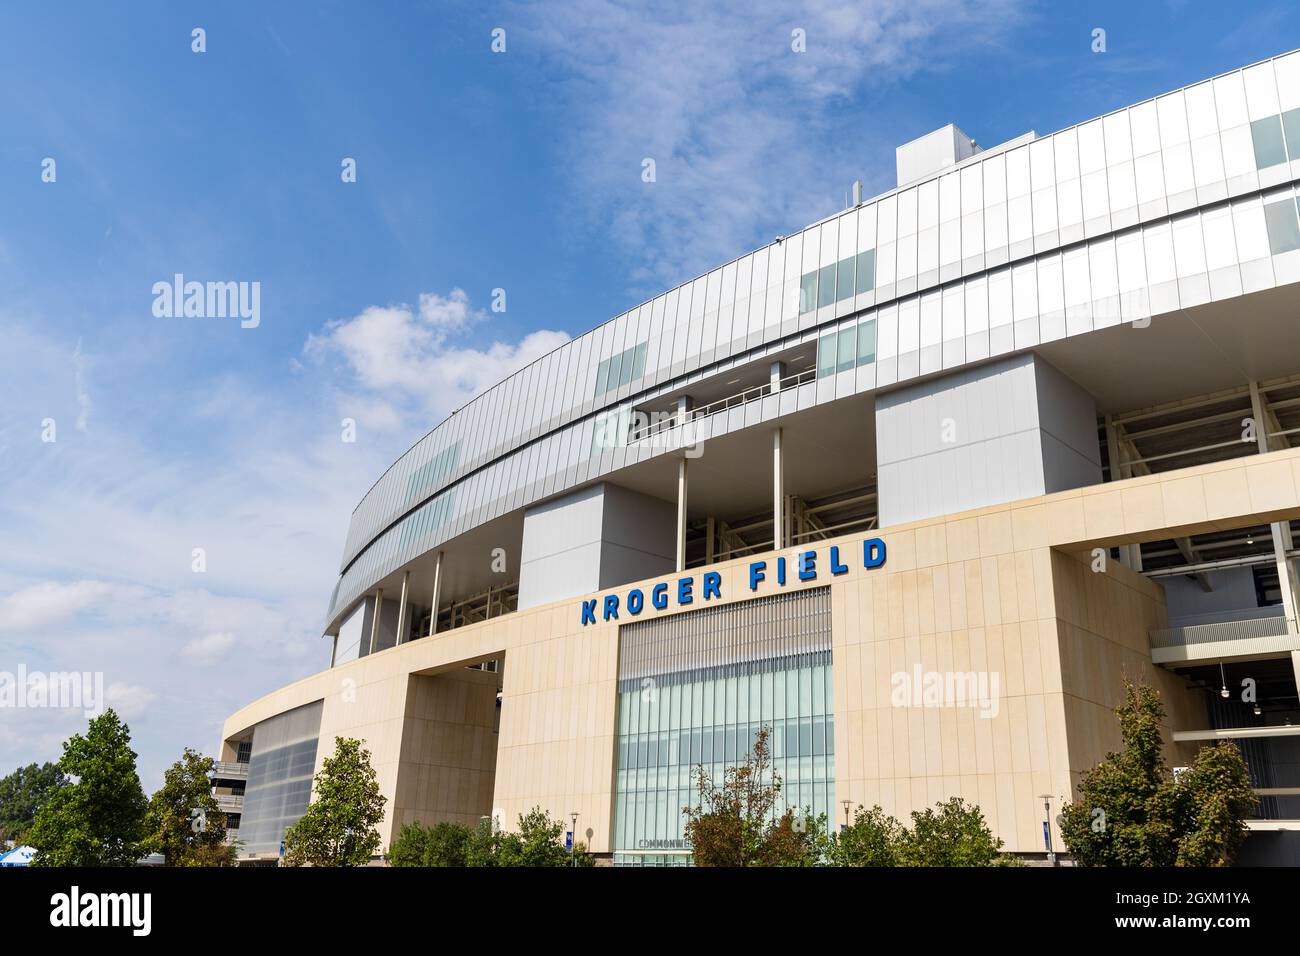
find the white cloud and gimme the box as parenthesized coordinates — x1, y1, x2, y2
(181, 631, 236, 664)
(105, 681, 156, 719)
(304, 289, 570, 429)
(516, 0, 1023, 288)
(0, 580, 120, 633)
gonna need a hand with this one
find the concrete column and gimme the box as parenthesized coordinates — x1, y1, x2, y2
(705, 515, 716, 565)
(1250, 381, 1300, 635)
(773, 427, 784, 550)
(1104, 414, 1142, 571)
(676, 395, 693, 428)
(676, 457, 689, 572)
(368, 588, 383, 655)
(770, 360, 786, 395)
(395, 570, 410, 645)
(330, 634, 338, 668)
(429, 551, 443, 637)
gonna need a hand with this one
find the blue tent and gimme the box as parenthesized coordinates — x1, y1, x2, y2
(0, 845, 36, 866)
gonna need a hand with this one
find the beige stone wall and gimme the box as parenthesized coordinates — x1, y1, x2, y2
(221, 446, 1300, 856)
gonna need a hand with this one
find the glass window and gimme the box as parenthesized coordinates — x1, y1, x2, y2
(594, 358, 610, 396)
(836, 326, 856, 373)
(1252, 116, 1287, 169)
(606, 350, 623, 390)
(1283, 109, 1300, 161)
(835, 256, 855, 301)
(857, 318, 877, 364)
(1264, 198, 1300, 255)
(816, 332, 837, 377)
(817, 263, 836, 308)
(799, 272, 817, 314)
(630, 341, 647, 380)
(855, 249, 875, 294)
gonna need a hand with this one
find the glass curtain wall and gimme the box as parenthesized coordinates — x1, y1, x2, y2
(612, 588, 833, 866)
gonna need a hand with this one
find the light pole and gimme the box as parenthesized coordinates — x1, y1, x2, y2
(1038, 793, 1056, 866)
(570, 812, 579, 866)
(841, 799, 851, 833)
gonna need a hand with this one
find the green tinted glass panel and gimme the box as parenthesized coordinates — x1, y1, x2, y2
(1283, 109, 1300, 163)
(799, 273, 817, 314)
(1252, 116, 1287, 169)
(630, 341, 647, 380)
(607, 351, 623, 390)
(817, 264, 836, 308)
(857, 318, 877, 365)
(1264, 198, 1300, 255)
(836, 327, 856, 373)
(816, 332, 837, 378)
(855, 250, 875, 294)
(835, 256, 855, 301)
(594, 358, 610, 396)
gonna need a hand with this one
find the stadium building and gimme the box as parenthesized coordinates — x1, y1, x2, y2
(222, 51, 1300, 864)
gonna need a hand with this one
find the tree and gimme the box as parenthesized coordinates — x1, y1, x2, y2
(390, 820, 471, 867)
(896, 797, 1006, 866)
(0, 762, 67, 843)
(144, 748, 233, 866)
(833, 804, 903, 866)
(1060, 681, 1256, 867)
(496, 807, 593, 867)
(282, 737, 386, 867)
(28, 709, 149, 866)
(683, 726, 827, 866)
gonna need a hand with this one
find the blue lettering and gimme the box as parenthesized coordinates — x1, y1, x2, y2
(678, 577, 693, 605)
(777, 555, 786, 585)
(581, 599, 597, 626)
(864, 537, 887, 568)
(652, 582, 669, 609)
(830, 545, 848, 575)
(798, 550, 817, 581)
(749, 561, 766, 591)
(627, 588, 644, 614)
(603, 594, 620, 621)
(702, 571, 721, 600)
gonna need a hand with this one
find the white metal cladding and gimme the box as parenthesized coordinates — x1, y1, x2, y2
(327, 51, 1300, 627)
(616, 589, 832, 687)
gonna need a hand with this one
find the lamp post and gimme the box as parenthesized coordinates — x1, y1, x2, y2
(1038, 793, 1056, 866)
(570, 812, 579, 866)
(841, 799, 851, 833)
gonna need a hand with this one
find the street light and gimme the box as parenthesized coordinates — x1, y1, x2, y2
(1038, 794, 1057, 866)
(841, 799, 851, 832)
(570, 812, 579, 867)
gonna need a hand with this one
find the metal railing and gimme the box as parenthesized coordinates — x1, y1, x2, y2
(630, 367, 818, 444)
(212, 761, 249, 778)
(213, 794, 244, 812)
(1150, 614, 1291, 649)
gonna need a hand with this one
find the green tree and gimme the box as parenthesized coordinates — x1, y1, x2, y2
(390, 820, 472, 867)
(282, 737, 386, 867)
(683, 726, 827, 866)
(28, 709, 149, 866)
(497, 807, 590, 867)
(896, 797, 1006, 866)
(0, 762, 67, 843)
(833, 804, 903, 866)
(144, 748, 232, 866)
(1060, 681, 1255, 867)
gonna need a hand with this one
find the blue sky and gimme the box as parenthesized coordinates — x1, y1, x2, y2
(1, 0, 1297, 788)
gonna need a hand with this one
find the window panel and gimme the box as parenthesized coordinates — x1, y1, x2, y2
(1264, 197, 1300, 255)
(835, 256, 855, 301)
(1251, 116, 1287, 169)
(817, 263, 836, 308)
(836, 325, 857, 374)
(857, 318, 877, 364)
(855, 249, 876, 294)
(816, 332, 836, 378)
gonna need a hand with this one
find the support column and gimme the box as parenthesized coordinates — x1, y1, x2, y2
(429, 551, 443, 637)
(770, 360, 786, 395)
(773, 427, 784, 550)
(368, 588, 383, 655)
(705, 515, 715, 565)
(330, 634, 338, 668)
(1250, 381, 1300, 635)
(676, 395, 693, 428)
(395, 570, 410, 646)
(1104, 414, 1141, 571)
(676, 457, 688, 572)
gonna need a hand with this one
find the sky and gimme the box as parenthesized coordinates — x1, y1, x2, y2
(1, 0, 1298, 791)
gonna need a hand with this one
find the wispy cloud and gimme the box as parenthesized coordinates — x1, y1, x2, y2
(516, 0, 1025, 289)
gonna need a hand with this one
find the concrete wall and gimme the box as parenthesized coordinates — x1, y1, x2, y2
(517, 482, 675, 610)
(224, 446, 1300, 856)
(876, 353, 1101, 528)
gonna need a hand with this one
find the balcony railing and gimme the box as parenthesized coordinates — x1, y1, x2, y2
(630, 367, 818, 444)
(1150, 614, 1291, 649)
(212, 760, 249, 779)
(214, 794, 244, 813)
